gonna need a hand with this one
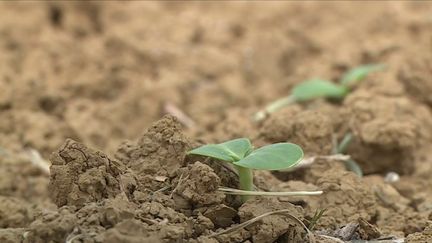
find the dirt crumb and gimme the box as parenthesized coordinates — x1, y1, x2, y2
(399, 48, 432, 106)
(0, 160, 49, 201)
(344, 90, 432, 174)
(0, 228, 26, 243)
(49, 139, 124, 207)
(203, 204, 237, 228)
(260, 107, 335, 156)
(213, 228, 251, 243)
(188, 236, 219, 243)
(174, 162, 225, 207)
(309, 171, 378, 229)
(0, 196, 32, 228)
(406, 222, 432, 243)
(238, 197, 305, 243)
(24, 207, 77, 243)
(0, 110, 78, 156)
(76, 196, 136, 229)
(115, 115, 191, 192)
(138, 201, 188, 224)
(102, 219, 162, 243)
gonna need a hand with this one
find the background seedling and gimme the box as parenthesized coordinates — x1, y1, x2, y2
(254, 64, 385, 121)
(333, 133, 363, 177)
(187, 138, 322, 202)
(281, 133, 363, 176)
(339, 64, 385, 88)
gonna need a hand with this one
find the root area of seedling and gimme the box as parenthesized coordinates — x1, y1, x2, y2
(1, 2, 432, 243)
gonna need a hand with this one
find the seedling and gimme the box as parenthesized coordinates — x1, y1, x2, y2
(188, 138, 322, 202)
(307, 208, 327, 231)
(334, 133, 363, 177)
(254, 64, 385, 121)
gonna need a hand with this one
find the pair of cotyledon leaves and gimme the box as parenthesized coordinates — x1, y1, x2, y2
(187, 138, 304, 171)
(291, 64, 384, 102)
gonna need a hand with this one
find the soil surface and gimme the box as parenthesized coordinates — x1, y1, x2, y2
(1, 2, 432, 243)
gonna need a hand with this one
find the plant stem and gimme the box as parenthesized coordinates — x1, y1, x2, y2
(336, 133, 353, 154)
(344, 159, 363, 177)
(335, 132, 363, 177)
(234, 165, 254, 202)
(253, 95, 296, 122)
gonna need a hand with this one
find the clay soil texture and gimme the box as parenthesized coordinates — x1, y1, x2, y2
(1, 2, 432, 243)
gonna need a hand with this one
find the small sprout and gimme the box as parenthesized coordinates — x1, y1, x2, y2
(334, 133, 363, 177)
(188, 138, 311, 202)
(253, 64, 385, 122)
(339, 64, 385, 88)
(307, 208, 327, 231)
(292, 79, 348, 101)
(253, 96, 296, 122)
(342, 159, 363, 177)
(335, 132, 353, 154)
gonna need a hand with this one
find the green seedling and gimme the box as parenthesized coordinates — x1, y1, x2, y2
(188, 138, 322, 202)
(340, 64, 385, 88)
(307, 208, 327, 231)
(254, 64, 385, 121)
(334, 133, 363, 177)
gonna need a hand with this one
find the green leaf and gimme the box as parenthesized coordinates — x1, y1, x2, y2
(339, 64, 385, 88)
(291, 79, 348, 102)
(187, 138, 253, 162)
(234, 143, 303, 170)
(187, 144, 235, 162)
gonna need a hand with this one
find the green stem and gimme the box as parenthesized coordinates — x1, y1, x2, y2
(336, 133, 353, 154)
(235, 165, 254, 202)
(344, 159, 363, 177)
(335, 132, 363, 177)
(254, 95, 296, 122)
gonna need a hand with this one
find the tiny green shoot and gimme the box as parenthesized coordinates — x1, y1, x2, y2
(292, 79, 348, 102)
(254, 64, 385, 121)
(187, 138, 321, 202)
(307, 208, 327, 231)
(334, 133, 363, 177)
(339, 64, 385, 88)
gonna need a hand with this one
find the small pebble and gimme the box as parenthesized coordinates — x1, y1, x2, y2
(384, 172, 400, 183)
